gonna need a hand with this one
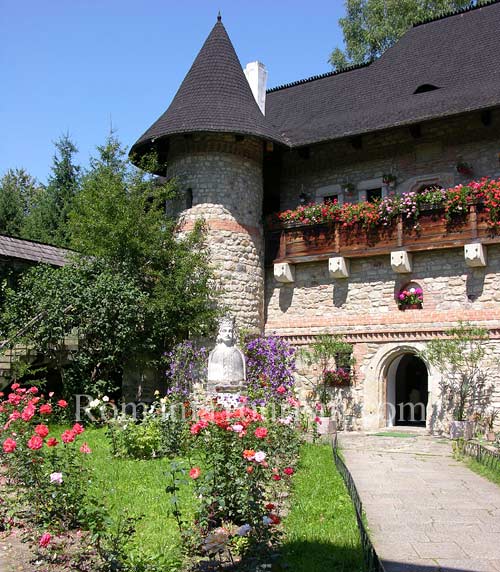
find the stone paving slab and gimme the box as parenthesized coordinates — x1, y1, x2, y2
(339, 431, 500, 572)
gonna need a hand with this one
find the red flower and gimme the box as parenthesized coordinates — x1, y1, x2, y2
(28, 387, 39, 394)
(284, 467, 294, 476)
(72, 423, 84, 435)
(272, 474, 281, 481)
(314, 416, 321, 424)
(246, 466, 254, 474)
(243, 449, 256, 460)
(57, 399, 68, 408)
(8, 393, 21, 406)
(39, 533, 51, 547)
(61, 430, 76, 444)
(79, 442, 91, 454)
(189, 467, 201, 479)
(254, 427, 268, 439)
(269, 513, 281, 525)
(27, 435, 43, 450)
(21, 405, 36, 422)
(35, 424, 49, 438)
(46, 437, 59, 447)
(2, 438, 17, 453)
(276, 385, 286, 395)
(265, 503, 275, 511)
(11, 383, 20, 391)
(39, 404, 52, 415)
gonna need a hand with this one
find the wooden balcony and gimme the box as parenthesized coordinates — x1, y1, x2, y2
(266, 204, 500, 264)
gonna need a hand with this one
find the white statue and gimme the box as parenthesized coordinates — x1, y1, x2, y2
(207, 317, 246, 393)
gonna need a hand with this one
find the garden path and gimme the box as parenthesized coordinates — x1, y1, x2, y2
(338, 431, 500, 572)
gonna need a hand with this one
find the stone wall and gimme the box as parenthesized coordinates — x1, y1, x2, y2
(278, 110, 500, 210)
(265, 244, 500, 431)
(167, 134, 265, 332)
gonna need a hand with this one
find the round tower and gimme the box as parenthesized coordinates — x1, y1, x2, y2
(130, 15, 285, 333)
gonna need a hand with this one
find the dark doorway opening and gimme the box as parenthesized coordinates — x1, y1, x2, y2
(395, 354, 428, 426)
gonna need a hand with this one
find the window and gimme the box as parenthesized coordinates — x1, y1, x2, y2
(323, 194, 338, 204)
(366, 188, 382, 203)
(417, 184, 443, 194)
(414, 84, 439, 94)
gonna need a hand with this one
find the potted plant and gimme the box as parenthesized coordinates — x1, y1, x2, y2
(483, 408, 499, 442)
(301, 335, 354, 436)
(382, 173, 397, 188)
(323, 367, 351, 388)
(456, 161, 473, 176)
(343, 182, 356, 195)
(420, 323, 494, 440)
(398, 286, 423, 310)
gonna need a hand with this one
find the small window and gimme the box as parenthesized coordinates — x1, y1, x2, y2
(417, 184, 443, 194)
(398, 282, 423, 311)
(366, 188, 382, 203)
(323, 194, 338, 204)
(414, 84, 439, 94)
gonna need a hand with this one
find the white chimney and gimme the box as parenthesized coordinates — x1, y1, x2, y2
(244, 61, 268, 115)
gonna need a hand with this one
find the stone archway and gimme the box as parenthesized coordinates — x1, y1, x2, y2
(362, 342, 440, 431)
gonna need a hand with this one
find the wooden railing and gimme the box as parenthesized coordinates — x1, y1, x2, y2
(266, 204, 499, 264)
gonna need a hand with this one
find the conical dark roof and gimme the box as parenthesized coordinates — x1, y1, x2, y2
(130, 17, 286, 160)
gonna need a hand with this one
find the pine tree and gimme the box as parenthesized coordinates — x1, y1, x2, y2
(0, 169, 39, 237)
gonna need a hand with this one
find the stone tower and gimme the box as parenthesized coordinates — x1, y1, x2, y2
(130, 15, 285, 332)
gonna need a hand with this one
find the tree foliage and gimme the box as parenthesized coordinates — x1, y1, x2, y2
(419, 323, 494, 421)
(0, 169, 40, 237)
(329, 0, 474, 69)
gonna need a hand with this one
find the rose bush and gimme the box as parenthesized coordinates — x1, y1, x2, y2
(0, 384, 92, 530)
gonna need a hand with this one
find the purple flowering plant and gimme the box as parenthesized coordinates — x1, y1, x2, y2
(398, 286, 423, 307)
(244, 335, 297, 404)
(164, 340, 208, 399)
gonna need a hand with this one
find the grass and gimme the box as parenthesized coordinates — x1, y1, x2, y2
(82, 427, 195, 565)
(282, 443, 364, 572)
(62, 430, 363, 570)
(370, 431, 417, 438)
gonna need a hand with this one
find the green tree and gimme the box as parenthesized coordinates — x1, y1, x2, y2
(329, 0, 474, 68)
(24, 134, 81, 246)
(0, 168, 39, 237)
(69, 133, 217, 350)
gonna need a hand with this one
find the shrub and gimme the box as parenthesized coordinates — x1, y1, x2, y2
(244, 335, 296, 404)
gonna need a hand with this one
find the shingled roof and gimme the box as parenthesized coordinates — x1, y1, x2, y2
(266, 0, 500, 147)
(0, 235, 68, 267)
(130, 15, 286, 161)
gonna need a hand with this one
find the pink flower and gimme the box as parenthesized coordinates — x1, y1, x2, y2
(284, 467, 294, 476)
(72, 423, 84, 435)
(57, 399, 68, 408)
(35, 424, 49, 438)
(39, 404, 52, 415)
(272, 474, 281, 481)
(46, 437, 59, 447)
(61, 430, 76, 444)
(39, 533, 51, 547)
(28, 387, 39, 394)
(10, 383, 20, 391)
(21, 405, 35, 422)
(231, 424, 244, 433)
(189, 467, 201, 479)
(314, 416, 321, 424)
(276, 385, 286, 395)
(238, 395, 248, 403)
(50, 472, 63, 484)
(2, 438, 17, 453)
(79, 442, 91, 454)
(27, 435, 44, 450)
(254, 427, 268, 439)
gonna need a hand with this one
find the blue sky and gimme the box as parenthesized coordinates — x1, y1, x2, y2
(0, 0, 345, 183)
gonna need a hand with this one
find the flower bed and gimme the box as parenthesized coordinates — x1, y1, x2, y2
(268, 178, 500, 231)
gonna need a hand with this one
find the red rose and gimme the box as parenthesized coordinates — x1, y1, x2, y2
(284, 467, 294, 476)
(27, 435, 43, 450)
(39, 404, 52, 415)
(46, 437, 59, 447)
(272, 474, 281, 481)
(21, 405, 35, 422)
(39, 533, 51, 547)
(11, 383, 20, 391)
(35, 424, 49, 438)
(72, 423, 84, 435)
(189, 467, 201, 479)
(2, 438, 17, 453)
(57, 399, 68, 408)
(61, 430, 76, 444)
(28, 387, 39, 394)
(254, 427, 268, 439)
(265, 503, 275, 510)
(269, 513, 281, 525)
(276, 385, 286, 395)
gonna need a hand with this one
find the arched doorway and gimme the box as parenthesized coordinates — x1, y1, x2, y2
(387, 354, 428, 427)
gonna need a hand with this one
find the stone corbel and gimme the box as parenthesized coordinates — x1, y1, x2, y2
(274, 262, 295, 283)
(464, 243, 487, 267)
(391, 250, 413, 273)
(328, 256, 350, 278)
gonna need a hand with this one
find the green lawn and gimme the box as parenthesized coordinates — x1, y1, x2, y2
(461, 455, 500, 486)
(80, 430, 363, 570)
(283, 443, 363, 572)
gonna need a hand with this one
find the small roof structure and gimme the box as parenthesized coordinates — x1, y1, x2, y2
(0, 235, 68, 267)
(130, 14, 286, 165)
